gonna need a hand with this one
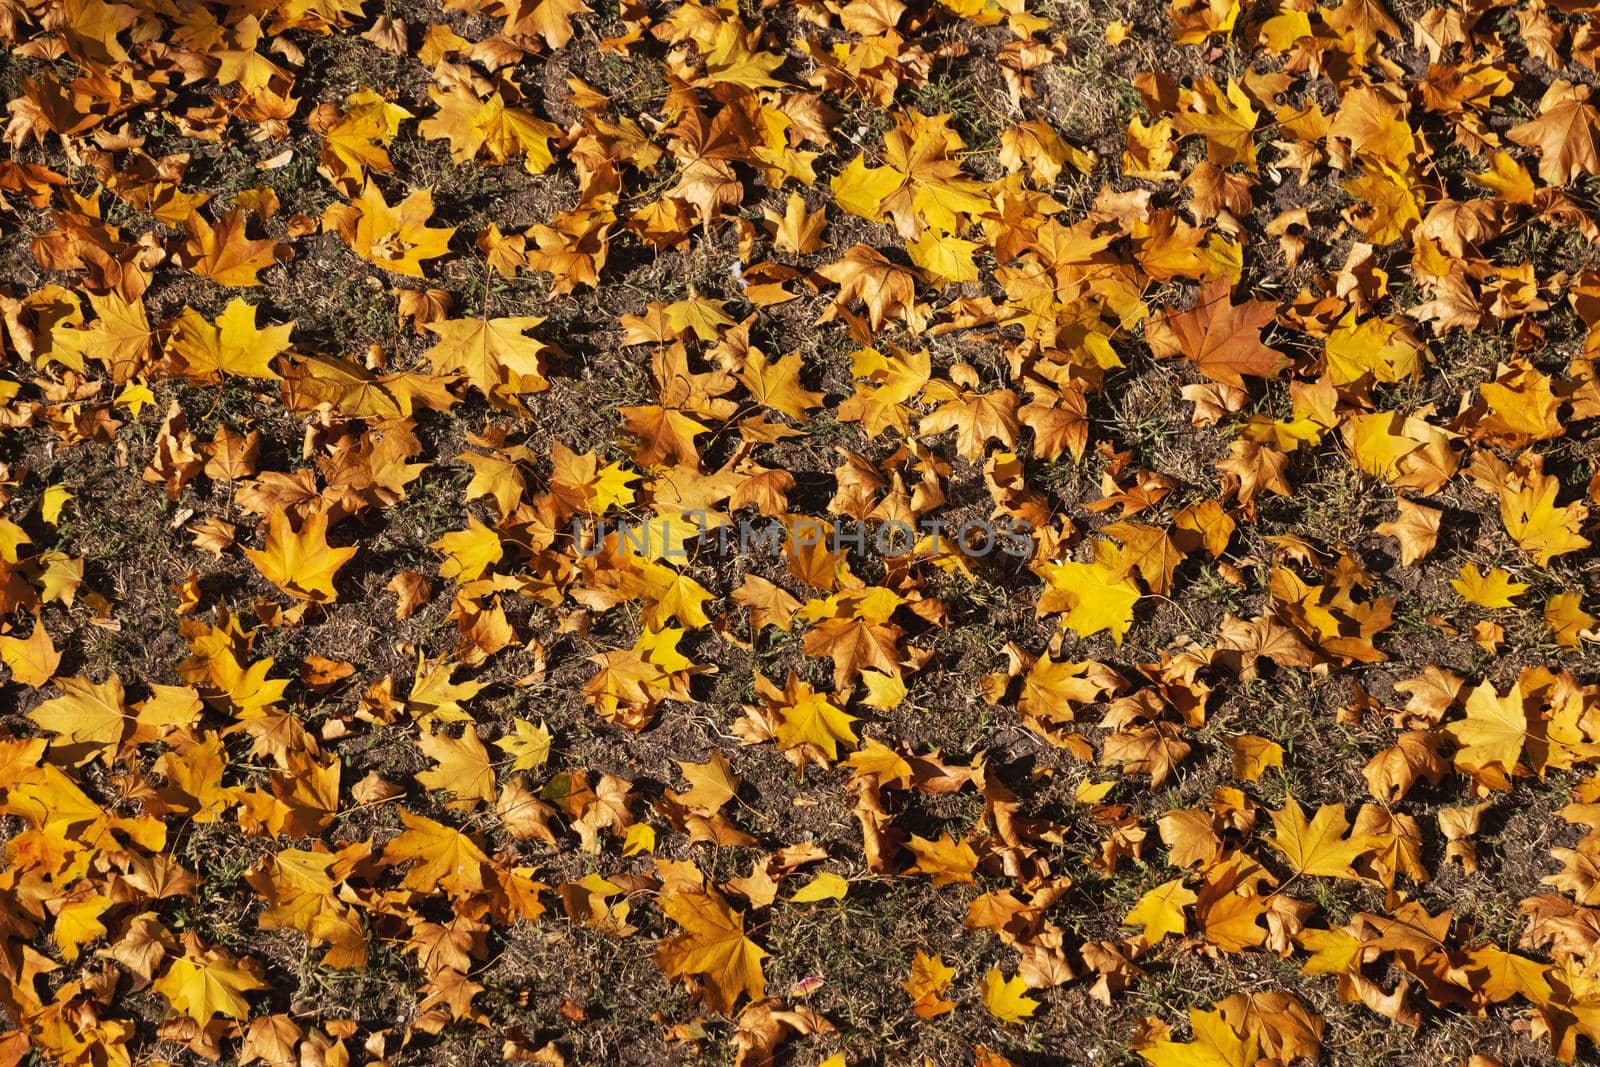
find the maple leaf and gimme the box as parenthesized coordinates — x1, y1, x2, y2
(907, 833, 979, 886)
(0, 623, 60, 687)
(919, 373, 1019, 461)
(1163, 280, 1288, 387)
(28, 673, 128, 764)
(655, 889, 767, 1014)
(675, 751, 740, 813)
(1215, 991, 1325, 1063)
(1469, 151, 1536, 205)
(416, 726, 497, 807)
(908, 229, 980, 284)
(1464, 946, 1552, 1005)
(1104, 724, 1192, 786)
(1102, 521, 1183, 596)
(380, 810, 490, 897)
(764, 191, 829, 254)
(1228, 735, 1284, 781)
(1450, 564, 1527, 608)
(1124, 877, 1196, 942)
(323, 181, 456, 276)
(1175, 79, 1259, 171)
(1508, 80, 1600, 186)
(738, 350, 824, 421)
(1020, 381, 1090, 461)
(526, 205, 613, 293)
(981, 968, 1040, 1024)
(503, 0, 588, 44)
(54, 291, 155, 383)
(1344, 411, 1422, 480)
(1266, 797, 1377, 880)
(425, 316, 549, 398)
(459, 443, 532, 517)
(165, 297, 292, 381)
(153, 938, 265, 1025)
(903, 950, 957, 1018)
(550, 441, 638, 515)
(495, 718, 552, 771)
(317, 87, 411, 192)
(1444, 680, 1528, 786)
(1497, 467, 1590, 566)
(1000, 118, 1087, 184)
(205, 425, 261, 481)
(790, 871, 848, 902)
(801, 598, 905, 689)
(619, 404, 710, 468)
(1137, 1008, 1259, 1067)
(817, 244, 920, 330)
(175, 209, 287, 286)
(407, 655, 486, 725)
(245, 511, 357, 603)
(419, 88, 562, 174)
(772, 676, 857, 760)
(54, 893, 111, 960)
(1374, 498, 1440, 566)
(1036, 547, 1142, 644)
(432, 517, 503, 583)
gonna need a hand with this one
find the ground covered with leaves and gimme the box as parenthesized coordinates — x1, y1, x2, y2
(9, 0, 1600, 1064)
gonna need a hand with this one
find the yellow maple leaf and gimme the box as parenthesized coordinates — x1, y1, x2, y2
(907, 229, 980, 284)
(153, 939, 266, 1025)
(1469, 150, 1536, 205)
(432, 517, 503, 582)
(831, 152, 905, 221)
(408, 655, 486, 725)
(907, 832, 978, 886)
(459, 445, 533, 517)
(1324, 313, 1423, 385)
(638, 560, 714, 629)
(495, 719, 552, 771)
(1445, 680, 1527, 785)
(737, 350, 824, 421)
(53, 290, 154, 382)
(27, 673, 128, 765)
(773, 678, 857, 759)
(165, 297, 293, 381)
(1227, 735, 1284, 781)
(379, 810, 490, 897)
(980, 967, 1040, 1024)
(318, 86, 412, 192)
(245, 511, 357, 603)
(425, 316, 549, 398)
(1036, 545, 1141, 644)
(416, 726, 497, 807)
(764, 191, 829, 254)
(1498, 468, 1591, 566)
(655, 889, 766, 1014)
(1125, 877, 1197, 943)
(1345, 411, 1422, 479)
(176, 209, 287, 286)
(323, 180, 456, 277)
(1137, 1008, 1258, 1067)
(53, 893, 111, 961)
(1546, 592, 1597, 648)
(902, 950, 957, 1018)
(1450, 564, 1528, 608)
(419, 88, 562, 174)
(0, 623, 60, 687)
(789, 871, 848, 903)
(675, 750, 740, 813)
(1266, 797, 1377, 879)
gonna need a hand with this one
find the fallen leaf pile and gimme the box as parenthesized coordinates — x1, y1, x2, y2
(5, 0, 1600, 1062)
